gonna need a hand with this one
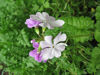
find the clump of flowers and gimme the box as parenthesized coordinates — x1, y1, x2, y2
(25, 12, 67, 63)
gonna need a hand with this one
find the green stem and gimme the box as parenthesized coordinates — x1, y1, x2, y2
(79, 50, 89, 61)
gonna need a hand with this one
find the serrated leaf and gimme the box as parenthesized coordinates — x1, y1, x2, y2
(17, 29, 30, 47)
(61, 16, 94, 43)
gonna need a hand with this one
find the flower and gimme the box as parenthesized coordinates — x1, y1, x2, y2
(40, 32, 67, 60)
(31, 40, 39, 48)
(30, 12, 65, 29)
(29, 49, 42, 62)
(29, 49, 47, 62)
(29, 40, 47, 62)
(25, 18, 40, 28)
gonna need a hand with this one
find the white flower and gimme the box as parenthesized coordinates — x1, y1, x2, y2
(40, 32, 67, 60)
(30, 12, 65, 29)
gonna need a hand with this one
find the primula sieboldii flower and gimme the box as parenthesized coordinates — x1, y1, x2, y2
(25, 18, 40, 28)
(29, 40, 47, 62)
(31, 40, 39, 48)
(30, 12, 65, 29)
(29, 49, 42, 62)
(40, 32, 67, 60)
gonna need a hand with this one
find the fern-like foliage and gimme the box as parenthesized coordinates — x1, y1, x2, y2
(0, 0, 99, 75)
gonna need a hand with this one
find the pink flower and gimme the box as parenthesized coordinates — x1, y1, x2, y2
(29, 49, 42, 62)
(29, 40, 47, 62)
(31, 40, 39, 48)
(29, 49, 47, 62)
(30, 12, 65, 29)
(25, 18, 40, 28)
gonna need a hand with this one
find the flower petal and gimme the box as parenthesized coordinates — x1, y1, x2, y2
(41, 48, 61, 60)
(42, 12, 49, 18)
(53, 20, 65, 27)
(36, 12, 46, 20)
(31, 40, 35, 43)
(39, 23, 46, 27)
(46, 24, 54, 29)
(52, 48, 61, 58)
(25, 18, 40, 28)
(31, 40, 39, 48)
(43, 60, 47, 63)
(55, 43, 67, 52)
(49, 16, 55, 21)
(29, 49, 37, 57)
(40, 41, 52, 49)
(40, 36, 52, 49)
(30, 15, 40, 21)
(33, 42, 39, 48)
(44, 36, 52, 45)
(54, 32, 67, 44)
(34, 54, 42, 62)
(41, 48, 52, 60)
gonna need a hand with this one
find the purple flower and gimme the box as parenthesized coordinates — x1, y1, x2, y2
(31, 40, 39, 48)
(29, 39, 47, 62)
(30, 12, 65, 29)
(29, 49, 42, 62)
(25, 18, 40, 28)
(29, 49, 47, 62)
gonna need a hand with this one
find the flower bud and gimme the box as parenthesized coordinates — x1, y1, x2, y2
(35, 28, 39, 35)
(42, 27, 46, 33)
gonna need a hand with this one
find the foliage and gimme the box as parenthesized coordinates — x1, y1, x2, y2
(95, 6, 100, 42)
(0, 0, 100, 75)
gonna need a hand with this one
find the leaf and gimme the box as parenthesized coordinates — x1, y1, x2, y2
(17, 29, 30, 47)
(95, 6, 100, 42)
(95, 6, 100, 20)
(95, 6, 100, 31)
(96, 70, 100, 75)
(91, 47, 100, 69)
(37, 0, 45, 4)
(87, 46, 100, 73)
(44, 1, 50, 8)
(61, 16, 94, 43)
(0, 65, 3, 69)
(95, 30, 100, 42)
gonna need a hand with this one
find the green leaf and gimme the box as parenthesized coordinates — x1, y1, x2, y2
(96, 70, 100, 75)
(61, 16, 94, 43)
(44, 1, 50, 8)
(17, 29, 30, 47)
(95, 21, 100, 31)
(95, 6, 100, 20)
(95, 30, 100, 42)
(37, 0, 45, 4)
(95, 6, 100, 31)
(95, 6, 100, 42)
(92, 47, 100, 69)
(0, 65, 3, 69)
